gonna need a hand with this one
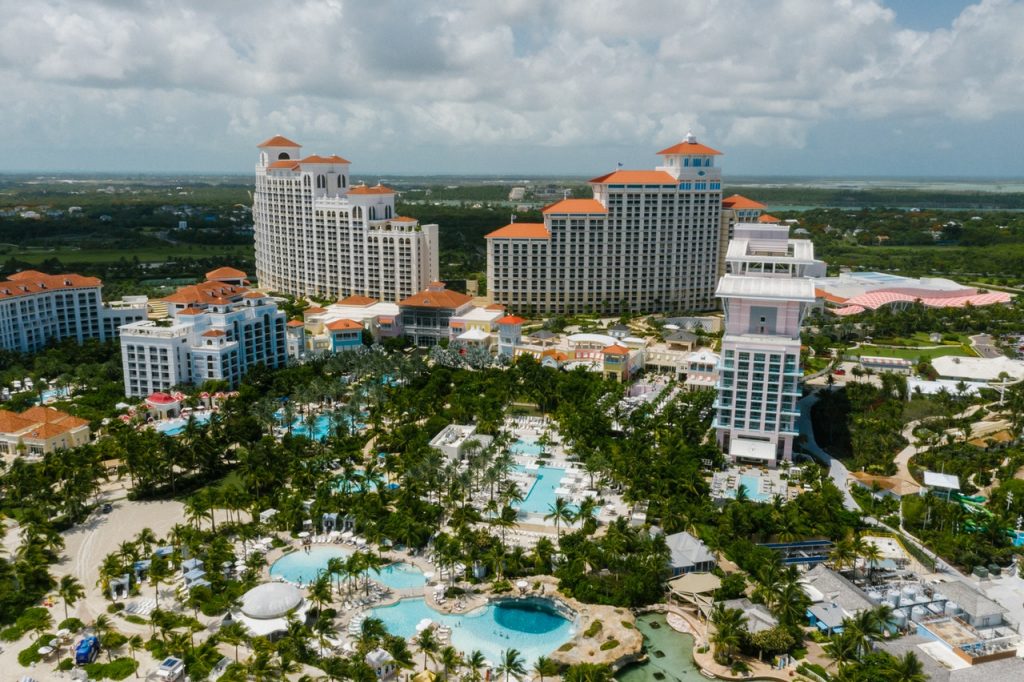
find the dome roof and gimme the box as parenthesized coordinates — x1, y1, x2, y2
(240, 582, 303, 620)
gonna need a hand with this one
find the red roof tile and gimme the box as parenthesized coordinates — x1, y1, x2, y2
(657, 140, 723, 156)
(258, 135, 301, 148)
(301, 154, 352, 165)
(602, 344, 630, 355)
(348, 184, 395, 195)
(398, 286, 473, 310)
(205, 266, 247, 280)
(326, 319, 363, 331)
(542, 199, 607, 214)
(162, 281, 247, 306)
(722, 194, 766, 210)
(0, 272, 102, 300)
(484, 223, 549, 239)
(338, 295, 377, 306)
(588, 170, 678, 185)
(497, 315, 526, 325)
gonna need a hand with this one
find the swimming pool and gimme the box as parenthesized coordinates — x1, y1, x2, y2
(616, 613, 698, 682)
(279, 412, 363, 441)
(370, 597, 574, 665)
(511, 439, 544, 456)
(513, 465, 565, 515)
(269, 546, 426, 590)
(155, 412, 212, 436)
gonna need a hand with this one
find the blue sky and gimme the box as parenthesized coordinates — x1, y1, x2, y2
(0, 0, 1020, 177)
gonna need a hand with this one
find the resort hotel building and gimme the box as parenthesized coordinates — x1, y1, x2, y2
(485, 134, 725, 315)
(0, 270, 147, 353)
(714, 224, 820, 467)
(252, 135, 439, 301)
(118, 273, 288, 397)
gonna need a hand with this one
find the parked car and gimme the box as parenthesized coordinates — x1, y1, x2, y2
(100, 503, 113, 514)
(74, 636, 100, 665)
(833, 369, 846, 376)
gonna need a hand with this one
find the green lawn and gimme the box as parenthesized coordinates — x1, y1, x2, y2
(871, 332, 971, 346)
(848, 344, 975, 361)
(0, 245, 253, 264)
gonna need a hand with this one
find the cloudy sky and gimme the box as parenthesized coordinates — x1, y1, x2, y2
(1, 0, 1021, 177)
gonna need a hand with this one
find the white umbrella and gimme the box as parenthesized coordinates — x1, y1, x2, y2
(422, 571, 435, 580)
(415, 618, 434, 631)
(37, 646, 54, 656)
(297, 531, 310, 538)
(516, 580, 528, 590)
(56, 628, 70, 639)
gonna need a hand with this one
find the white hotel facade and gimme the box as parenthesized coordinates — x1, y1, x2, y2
(714, 224, 819, 467)
(485, 134, 723, 314)
(253, 135, 439, 301)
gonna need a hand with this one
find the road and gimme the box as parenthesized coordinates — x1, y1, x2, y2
(970, 333, 1003, 358)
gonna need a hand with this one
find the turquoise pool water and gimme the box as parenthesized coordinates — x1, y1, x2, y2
(616, 613, 698, 682)
(370, 597, 574, 665)
(511, 439, 544, 456)
(155, 412, 212, 436)
(269, 546, 426, 590)
(513, 465, 565, 515)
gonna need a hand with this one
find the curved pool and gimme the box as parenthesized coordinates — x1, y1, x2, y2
(370, 596, 574, 665)
(615, 613, 698, 682)
(269, 546, 427, 590)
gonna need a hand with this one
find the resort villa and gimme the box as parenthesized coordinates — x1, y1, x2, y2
(0, 405, 91, 457)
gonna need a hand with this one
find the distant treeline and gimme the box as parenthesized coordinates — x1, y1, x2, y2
(724, 186, 1024, 209)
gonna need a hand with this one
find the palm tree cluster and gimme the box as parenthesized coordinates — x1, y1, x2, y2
(825, 606, 927, 682)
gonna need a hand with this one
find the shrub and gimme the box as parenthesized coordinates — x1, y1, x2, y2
(558, 642, 574, 652)
(124, 615, 147, 625)
(59, 617, 84, 632)
(84, 657, 139, 680)
(583, 620, 603, 638)
(107, 602, 125, 614)
(1, 607, 51, 641)
(621, 620, 634, 629)
(599, 640, 619, 651)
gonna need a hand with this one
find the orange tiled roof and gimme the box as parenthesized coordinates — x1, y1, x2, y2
(542, 199, 607, 214)
(391, 216, 417, 223)
(398, 286, 473, 310)
(657, 140, 723, 156)
(497, 315, 526, 325)
(0, 406, 89, 438)
(286, 319, 305, 327)
(301, 154, 351, 165)
(602, 344, 630, 355)
(758, 214, 781, 223)
(326, 319, 363, 331)
(241, 292, 266, 299)
(161, 281, 248, 306)
(485, 304, 505, 311)
(305, 306, 326, 314)
(348, 184, 395, 195)
(205, 266, 247, 280)
(815, 288, 848, 305)
(338, 295, 377, 306)
(258, 135, 301, 148)
(267, 159, 301, 170)
(176, 307, 204, 316)
(201, 329, 227, 337)
(588, 170, 678, 185)
(484, 223, 550, 239)
(0, 272, 101, 300)
(722, 194, 766, 210)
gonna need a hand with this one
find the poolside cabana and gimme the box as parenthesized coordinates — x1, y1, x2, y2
(259, 508, 278, 524)
(669, 572, 721, 620)
(145, 392, 181, 419)
(321, 513, 338, 534)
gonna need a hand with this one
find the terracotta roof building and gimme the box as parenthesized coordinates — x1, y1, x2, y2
(0, 406, 91, 457)
(0, 270, 147, 352)
(253, 136, 439, 302)
(485, 132, 726, 315)
(119, 275, 288, 397)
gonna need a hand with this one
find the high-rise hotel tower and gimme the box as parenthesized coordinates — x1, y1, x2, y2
(714, 223, 818, 467)
(253, 136, 439, 301)
(485, 133, 723, 314)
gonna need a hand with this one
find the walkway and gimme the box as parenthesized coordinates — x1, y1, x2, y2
(797, 390, 858, 511)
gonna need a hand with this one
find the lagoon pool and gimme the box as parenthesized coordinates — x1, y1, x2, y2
(155, 412, 211, 436)
(269, 546, 426, 590)
(371, 597, 574, 665)
(616, 613, 698, 682)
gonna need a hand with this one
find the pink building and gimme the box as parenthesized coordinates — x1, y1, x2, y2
(715, 225, 819, 467)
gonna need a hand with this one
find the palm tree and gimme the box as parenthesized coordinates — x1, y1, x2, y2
(532, 655, 559, 682)
(709, 604, 747, 665)
(439, 645, 463, 680)
(218, 621, 249, 662)
(824, 629, 860, 670)
(545, 497, 577, 537)
(127, 634, 144, 677)
(414, 627, 439, 670)
(463, 650, 487, 682)
(58, 574, 85, 622)
(886, 651, 927, 682)
(496, 648, 526, 682)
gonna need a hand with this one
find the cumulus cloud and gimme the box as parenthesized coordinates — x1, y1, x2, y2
(0, 0, 1021, 173)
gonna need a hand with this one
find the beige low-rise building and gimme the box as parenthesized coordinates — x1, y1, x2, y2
(0, 406, 91, 456)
